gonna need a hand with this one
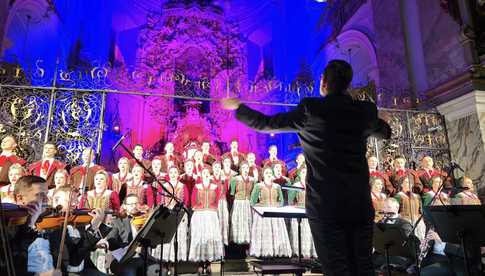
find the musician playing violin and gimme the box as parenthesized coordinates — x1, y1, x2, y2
(6, 175, 54, 275)
(99, 193, 148, 276)
(373, 198, 419, 272)
(46, 186, 109, 274)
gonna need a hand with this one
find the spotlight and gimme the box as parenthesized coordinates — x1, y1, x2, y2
(315, 0, 326, 2)
(113, 125, 120, 133)
(270, 133, 275, 137)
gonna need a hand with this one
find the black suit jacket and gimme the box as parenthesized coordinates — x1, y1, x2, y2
(375, 218, 419, 262)
(106, 217, 134, 251)
(236, 94, 391, 223)
(48, 225, 108, 272)
(379, 217, 414, 238)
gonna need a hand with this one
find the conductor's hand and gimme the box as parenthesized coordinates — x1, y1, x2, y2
(221, 98, 241, 110)
(378, 110, 391, 122)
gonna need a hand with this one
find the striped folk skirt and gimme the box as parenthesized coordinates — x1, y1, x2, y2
(188, 210, 223, 262)
(218, 198, 230, 245)
(152, 212, 189, 262)
(230, 199, 252, 244)
(290, 218, 317, 258)
(250, 212, 292, 257)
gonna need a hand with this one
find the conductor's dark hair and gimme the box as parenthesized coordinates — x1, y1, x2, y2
(323, 59, 353, 93)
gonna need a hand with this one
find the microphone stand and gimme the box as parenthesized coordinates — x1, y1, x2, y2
(406, 161, 420, 276)
(114, 138, 190, 276)
(402, 161, 457, 272)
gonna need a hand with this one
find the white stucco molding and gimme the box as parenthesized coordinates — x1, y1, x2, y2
(437, 90, 485, 121)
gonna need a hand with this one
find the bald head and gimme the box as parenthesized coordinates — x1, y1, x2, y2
(382, 198, 400, 214)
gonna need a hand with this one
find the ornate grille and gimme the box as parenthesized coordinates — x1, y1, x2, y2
(0, 61, 451, 168)
(0, 62, 107, 165)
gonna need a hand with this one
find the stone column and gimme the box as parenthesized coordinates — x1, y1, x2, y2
(456, 0, 480, 65)
(399, 0, 429, 101)
(437, 91, 485, 200)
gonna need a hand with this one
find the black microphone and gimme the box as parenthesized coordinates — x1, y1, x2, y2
(112, 129, 131, 151)
(450, 161, 464, 172)
(410, 160, 417, 170)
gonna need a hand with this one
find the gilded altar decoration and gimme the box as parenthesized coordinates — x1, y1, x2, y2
(369, 110, 450, 171)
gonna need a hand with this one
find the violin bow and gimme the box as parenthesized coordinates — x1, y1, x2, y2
(56, 136, 97, 270)
(55, 181, 77, 270)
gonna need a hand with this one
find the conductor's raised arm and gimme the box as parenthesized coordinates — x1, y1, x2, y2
(368, 105, 392, 139)
(236, 103, 306, 133)
(221, 98, 307, 133)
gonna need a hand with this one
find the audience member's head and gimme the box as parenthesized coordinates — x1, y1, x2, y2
(382, 198, 400, 215)
(14, 175, 48, 206)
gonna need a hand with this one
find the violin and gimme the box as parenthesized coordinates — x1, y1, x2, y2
(0, 203, 121, 230)
(35, 208, 122, 230)
(130, 211, 150, 231)
(0, 203, 31, 226)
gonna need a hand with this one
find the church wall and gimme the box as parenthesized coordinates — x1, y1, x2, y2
(445, 112, 485, 199)
(370, 0, 411, 98)
(0, 0, 8, 55)
(417, 0, 468, 90)
(438, 91, 485, 202)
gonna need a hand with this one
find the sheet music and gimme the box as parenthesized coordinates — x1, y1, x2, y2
(112, 246, 128, 261)
(280, 185, 305, 191)
(114, 222, 142, 261)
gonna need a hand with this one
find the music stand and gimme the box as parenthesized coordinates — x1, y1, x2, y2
(427, 205, 485, 276)
(373, 222, 416, 275)
(252, 206, 306, 264)
(114, 137, 191, 276)
(119, 204, 183, 276)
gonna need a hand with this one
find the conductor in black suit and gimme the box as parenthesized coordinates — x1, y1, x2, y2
(222, 59, 392, 276)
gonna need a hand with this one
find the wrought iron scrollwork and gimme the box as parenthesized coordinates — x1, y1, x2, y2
(0, 60, 107, 165)
(0, 86, 50, 162)
(47, 91, 103, 165)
